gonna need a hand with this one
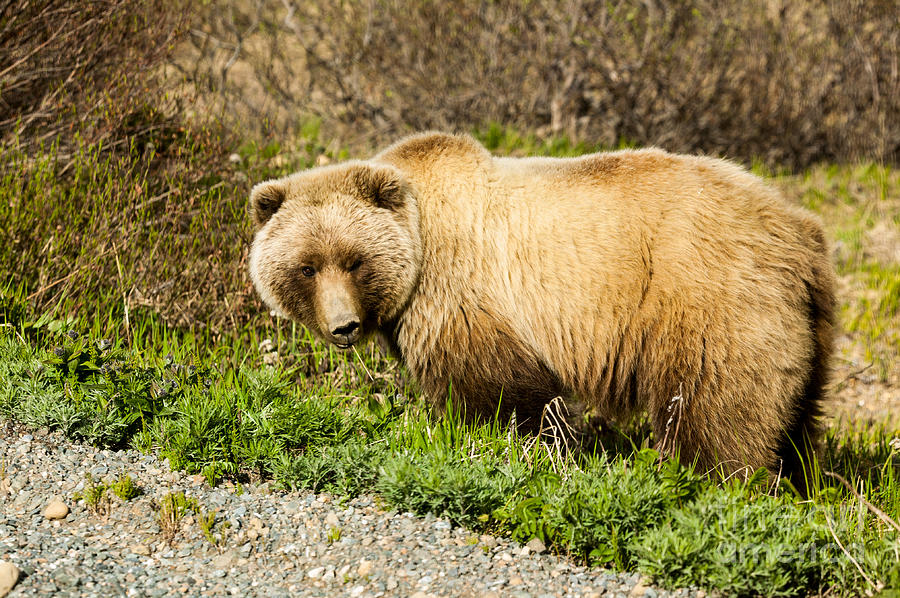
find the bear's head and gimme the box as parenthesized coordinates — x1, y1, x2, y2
(248, 162, 422, 348)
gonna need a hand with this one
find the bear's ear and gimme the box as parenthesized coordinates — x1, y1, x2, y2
(250, 180, 286, 227)
(351, 165, 409, 211)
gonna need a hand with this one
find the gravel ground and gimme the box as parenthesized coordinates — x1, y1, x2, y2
(0, 421, 705, 598)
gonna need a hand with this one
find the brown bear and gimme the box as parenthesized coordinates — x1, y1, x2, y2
(248, 132, 835, 478)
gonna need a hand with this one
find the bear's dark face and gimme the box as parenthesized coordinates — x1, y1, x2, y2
(249, 162, 422, 348)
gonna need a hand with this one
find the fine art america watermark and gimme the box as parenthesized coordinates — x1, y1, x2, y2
(715, 539, 872, 568)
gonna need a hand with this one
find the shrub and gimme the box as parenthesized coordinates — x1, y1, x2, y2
(182, 0, 899, 169)
(0, 0, 189, 153)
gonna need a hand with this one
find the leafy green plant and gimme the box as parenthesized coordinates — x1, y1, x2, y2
(73, 473, 141, 514)
(110, 474, 142, 501)
(74, 474, 111, 515)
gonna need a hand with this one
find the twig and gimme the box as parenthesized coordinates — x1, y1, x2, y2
(657, 385, 685, 458)
(352, 346, 375, 383)
(113, 243, 131, 344)
(823, 471, 900, 533)
(826, 361, 875, 390)
(0, 323, 26, 344)
(538, 396, 578, 475)
(823, 510, 879, 593)
(106, 189, 175, 229)
(26, 246, 115, 301)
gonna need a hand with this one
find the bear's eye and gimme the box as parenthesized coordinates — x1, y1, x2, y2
(348, 259, 362, 272)
(300, 266, 316, 277)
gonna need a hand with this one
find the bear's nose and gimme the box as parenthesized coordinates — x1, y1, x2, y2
(331, 318, 360, 340)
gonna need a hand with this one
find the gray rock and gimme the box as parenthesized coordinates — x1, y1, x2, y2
(52, 567, 82, 587)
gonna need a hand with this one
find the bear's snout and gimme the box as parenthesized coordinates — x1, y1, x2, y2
(317, 272, 363, 348)
(329, 316, 361, 347)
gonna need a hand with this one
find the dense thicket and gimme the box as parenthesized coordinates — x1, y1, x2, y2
(0, 0, 190, 154)
(182, 0, 899, 168)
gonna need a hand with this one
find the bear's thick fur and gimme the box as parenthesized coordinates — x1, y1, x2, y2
(249, 132, 835, 476)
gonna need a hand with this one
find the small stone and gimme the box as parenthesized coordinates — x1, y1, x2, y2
(131, 544, 151, 556)
(307, 567, 325, 579)
(53, 567, 81, 587)
(526, 537, 546, 554)
(357, 559, 374, 577)
(479, 534, 498, 549)
(325, 512, 340, 527)
(0, 561, 20, 597)
(212, 551, 237, 570)
(629, 581, 650, 597)
(43, 498, 69, 520)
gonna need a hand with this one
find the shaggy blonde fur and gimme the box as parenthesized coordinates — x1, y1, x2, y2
(249, 132, 836, 476)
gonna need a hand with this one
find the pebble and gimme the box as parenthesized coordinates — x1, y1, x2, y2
(480, 534, 499, 549)
(358, 559, 374, 577)
(0, 420, 702, 597)
(42, 499, 69, 520)
(0, 561, 20, 597)
(527, 537, 547, 554)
